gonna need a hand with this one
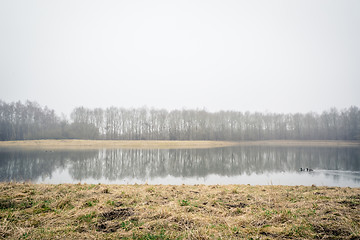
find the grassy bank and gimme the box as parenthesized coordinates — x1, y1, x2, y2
(0, 183, 359, 239)
(0, 140, 239, 149)
(0, 139, 359, 149)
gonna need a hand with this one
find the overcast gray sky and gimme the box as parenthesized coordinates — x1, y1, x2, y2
(1, 0, 359, 115)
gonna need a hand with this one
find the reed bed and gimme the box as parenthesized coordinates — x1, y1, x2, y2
(0, 139, 359, 150)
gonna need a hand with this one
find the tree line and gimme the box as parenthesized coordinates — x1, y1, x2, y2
(0, 99, 359, 141)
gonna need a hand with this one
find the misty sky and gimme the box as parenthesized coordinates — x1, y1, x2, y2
(1, 0, 360, 115)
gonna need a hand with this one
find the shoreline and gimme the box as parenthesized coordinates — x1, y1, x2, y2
(0, 139, 359, 149)
(0, 183, 359, 239)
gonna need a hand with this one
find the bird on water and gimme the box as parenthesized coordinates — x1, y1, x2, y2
(299, 168, 314, 172)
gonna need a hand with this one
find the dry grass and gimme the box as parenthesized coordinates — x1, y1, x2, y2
(236, 140, 360, 147)
(0, 139, 359, 149)
(0, 140, 239, 149)
(0, 183, 359, 239)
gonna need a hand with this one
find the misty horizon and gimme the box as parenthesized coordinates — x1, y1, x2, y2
(2, 98, 360, 116)
(1, 1, 360, 115)
(1, 99, 359, 141)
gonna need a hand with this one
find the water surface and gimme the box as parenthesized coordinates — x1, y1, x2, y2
(0, 146, 359, 187)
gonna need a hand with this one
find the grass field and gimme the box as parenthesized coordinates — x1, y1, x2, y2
(0, 139, 359, 149)
(0, 140, 239, 149)
(0, 183, 359, 239)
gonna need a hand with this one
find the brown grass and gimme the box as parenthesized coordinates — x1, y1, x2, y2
(0, 139, 359, 149)
(0, 140, 239, 149)
(235, 140, 360, 147)
(0, 183, 359, 239)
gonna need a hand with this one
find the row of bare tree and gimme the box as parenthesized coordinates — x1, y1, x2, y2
(1, 100, 359, 141)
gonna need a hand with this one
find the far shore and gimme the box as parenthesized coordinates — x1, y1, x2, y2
(0, 139, 359, 149)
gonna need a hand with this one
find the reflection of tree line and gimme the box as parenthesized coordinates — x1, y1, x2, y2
(0, 150, 98, 182)
(0, 147, 359, 182)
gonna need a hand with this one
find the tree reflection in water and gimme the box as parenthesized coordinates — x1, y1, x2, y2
(0, 146, 359, 185)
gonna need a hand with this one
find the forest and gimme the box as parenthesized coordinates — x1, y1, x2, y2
(0, 100, 359, 141)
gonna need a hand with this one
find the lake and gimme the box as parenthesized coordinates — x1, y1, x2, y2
(0, 146, 359, 187)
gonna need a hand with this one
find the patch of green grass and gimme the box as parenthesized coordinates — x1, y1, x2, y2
(288, 224, 310, 238)
(289, 197, 299, 203)
(218, 223, 229, 230)
(285, 210, 297, 219)
(179, 200, 190, 206)
(21, 232, 30, 239)
(33, 200, 53, 214)
(262, 208, 278, 218)
(120, 221, 132, 231)
(236, 208, 243, 214)
(56, 198, 74, 210)
(19, 198, 35, 209)
(133, 229, 170, 240)
(84, 199, 98, 207)
(191, 202, 199, 208)
(78, 211, 97, 223)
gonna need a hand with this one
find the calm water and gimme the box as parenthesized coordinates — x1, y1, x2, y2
(0, 146, 359, 187)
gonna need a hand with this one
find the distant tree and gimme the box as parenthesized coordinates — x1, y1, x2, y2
(0, 99, 359, 141)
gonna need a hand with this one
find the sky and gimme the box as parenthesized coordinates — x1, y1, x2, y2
(1, 0, 360, 116)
